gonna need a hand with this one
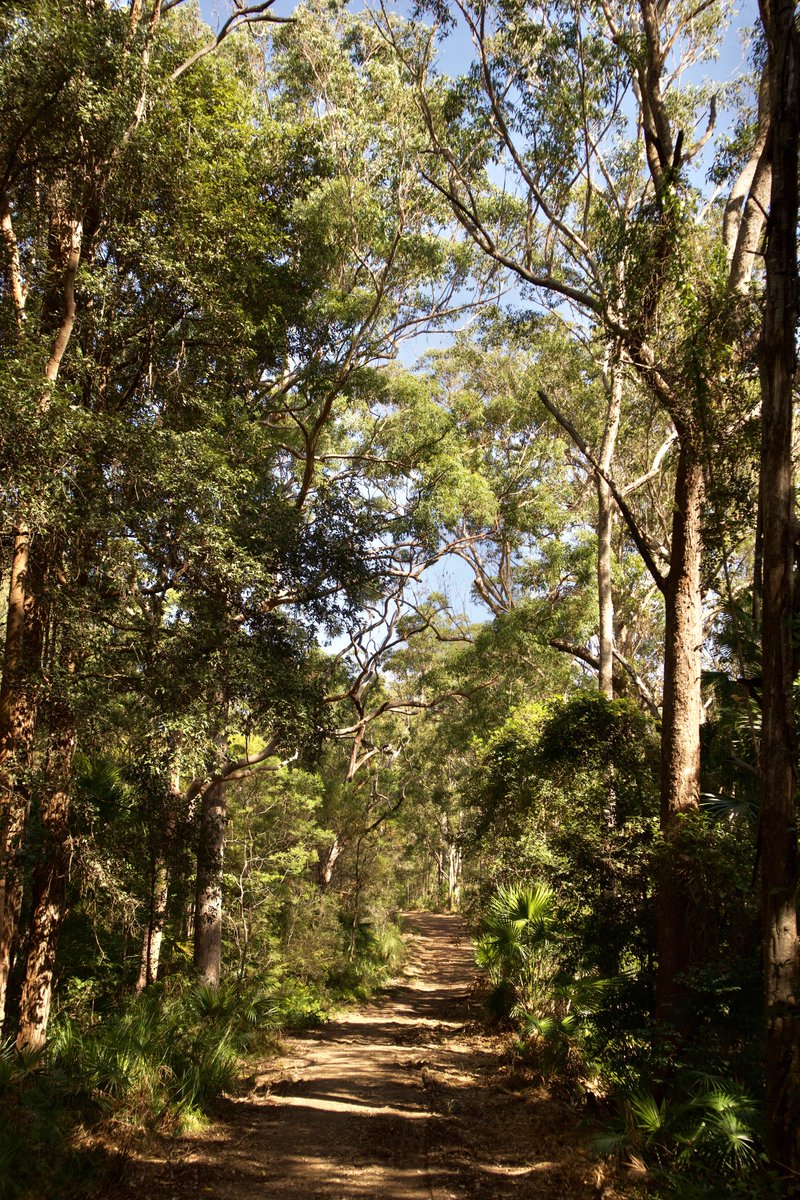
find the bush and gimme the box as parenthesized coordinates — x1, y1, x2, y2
(0, 1040, 107, 1200)
(328, 915, 407, 1000)
(48, 979, 263, 1128)
(591, 1073, 775, 1198)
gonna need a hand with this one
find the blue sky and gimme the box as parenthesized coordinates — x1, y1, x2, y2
(198, 0, 759, 77)
(192, 0, 763, 633)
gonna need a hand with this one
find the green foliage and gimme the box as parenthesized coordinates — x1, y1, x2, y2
(476, 881, 560, 1020)
(474, 880, 632, 1092)
(328, 916, 407, 1001)
(593, 1074, 767, 1197)
(471, 692, 659, 984)
(0, 1039, 108, 1200)
(0, 1, 779, 1194)
(222, 764, 331, 983)
(0, 965, 343, 1200)
(48, 980, 263, 1127)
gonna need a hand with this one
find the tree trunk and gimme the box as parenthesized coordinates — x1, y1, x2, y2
(757, 0, 800, 1173)
(597, 343, 623, 698)
(447, 842, 461, 912)
(655, 444, 706, 1023)
(317, 836, 342, 889)
(0, 533, 45, 1028)
(193, 730, 228, 987)
(0, 207, 82, 1027)
(597, 477, 615, 699)
(136, 765, 181, 992)
(136, 857, 170, 993)
(15, 711, 76, 1052)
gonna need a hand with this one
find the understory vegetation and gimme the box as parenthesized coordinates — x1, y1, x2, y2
(1, 912, 406, 1197)
(0, 0, 798, 1198)
(469, 696, 769, 1198)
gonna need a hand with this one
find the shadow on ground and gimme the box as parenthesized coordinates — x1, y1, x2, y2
(107, 913, 613, 1200)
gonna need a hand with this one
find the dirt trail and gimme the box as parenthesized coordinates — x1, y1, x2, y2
(121, 913, 611, 1199)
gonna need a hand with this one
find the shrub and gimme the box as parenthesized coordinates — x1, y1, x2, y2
(591, 1073, 772, 1197)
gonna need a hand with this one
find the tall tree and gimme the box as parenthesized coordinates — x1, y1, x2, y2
(382, 0, 767, 1022)
(756, 0, 799, 1173)
(0, 0, 291, 1031)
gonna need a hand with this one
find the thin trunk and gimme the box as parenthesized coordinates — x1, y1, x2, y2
(16, 710, 76, 1052)
(193, 728, 228, 987)
(0, 197, 27, 326)
(655, 445, 706, 1024)
(447, 842, 461, 912)
(136, 765, 181, 992)
(136, 857, 169, 993)
(757, 0, 800, 1173)
(597, 480, 615, 698)
(597, 343, 623, 698)
(435, 848, 446, 901)
(317, 836, 342, 889)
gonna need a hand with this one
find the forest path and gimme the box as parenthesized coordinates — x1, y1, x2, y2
(122, 913, 610, 1200)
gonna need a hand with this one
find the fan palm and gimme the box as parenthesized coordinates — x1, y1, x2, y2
(476, 882, 558, 1014)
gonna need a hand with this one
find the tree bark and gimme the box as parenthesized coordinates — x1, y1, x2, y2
(193, 728, 228, 987)
(655, 444, 706, 1023)
(757, 0, 800, 1173)
(597, 343, 623, 698)
(136, 764, 182, 991)
(136, 856, 169, 993)
(447, 841, 462, 911)
(317, 836, 342, 889)
(0, 534, 45, 1029)
(15, 709, 76, 1052)
(0, 205, 82, 1027)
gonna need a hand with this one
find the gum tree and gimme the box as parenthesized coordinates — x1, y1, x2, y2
(756, 0, 799, 1172)
(0, 0, 293, 1034)
(380, 0, 768, 1025)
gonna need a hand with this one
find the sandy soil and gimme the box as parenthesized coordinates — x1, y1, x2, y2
(115, 913, 620, 1200)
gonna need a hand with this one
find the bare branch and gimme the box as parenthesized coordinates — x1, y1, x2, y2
(538, 389, 668, 591)
(170, 2, 294, 83)
(621, 430, 678, 496)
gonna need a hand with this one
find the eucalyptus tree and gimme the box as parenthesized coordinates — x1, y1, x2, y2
(0, 0, 372, 1036)
(0, 2, 324, 1043)
(755, 0, 799, 1171)
(0, 0, 299, 1040)
(379, 0, 766, 1027)
(416, 321, 668, 715)
(170, 2, 495, 989)
(2, 0, 494, 1037)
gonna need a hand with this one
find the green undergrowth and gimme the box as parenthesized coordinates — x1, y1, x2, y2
(327, 916, 406, 1000)
(0, 915, 407, 1200)
(473, 881, 778, 1200)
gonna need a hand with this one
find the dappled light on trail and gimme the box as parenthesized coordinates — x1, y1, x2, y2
(116, 914, 614, 1200)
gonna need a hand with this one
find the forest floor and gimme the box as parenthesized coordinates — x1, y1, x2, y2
(111, 913, 628, 1200)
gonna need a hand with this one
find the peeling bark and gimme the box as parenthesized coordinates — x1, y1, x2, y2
(318, 836, 342, 889)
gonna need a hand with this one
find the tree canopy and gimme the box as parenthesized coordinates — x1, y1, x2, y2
(0, 0, 797, 1194)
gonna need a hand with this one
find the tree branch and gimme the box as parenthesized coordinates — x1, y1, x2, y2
(170, 2, 295, 83)
(538, 389, 667, 591)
